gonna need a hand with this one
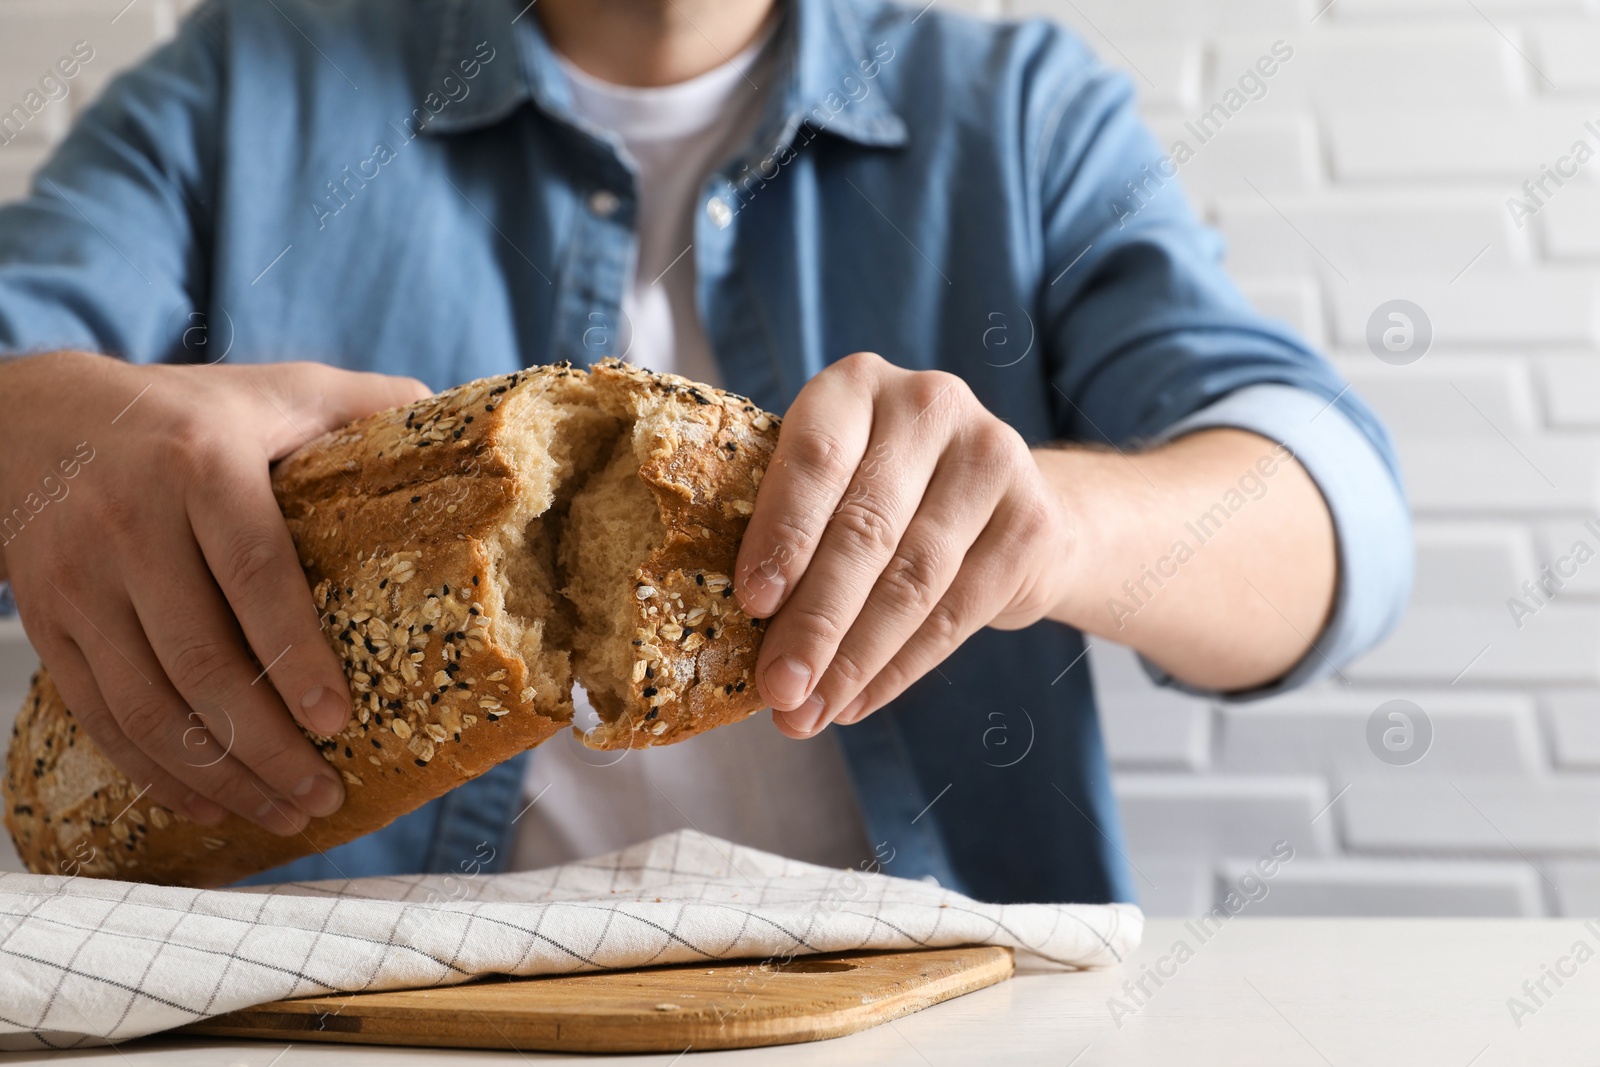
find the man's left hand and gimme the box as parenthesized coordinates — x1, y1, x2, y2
(734, 352, 1067, 737)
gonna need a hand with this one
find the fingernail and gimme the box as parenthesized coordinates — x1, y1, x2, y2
(291, 774, 345, 818)
(764, 654, 812, 708)
(300, 686, 349, 736)
(255, 795, 308, 836)
(834, 694, 868, 725)
(740, 572, 785, 618)
(782, 694, 827, 735)
(183, 792, 226, 825)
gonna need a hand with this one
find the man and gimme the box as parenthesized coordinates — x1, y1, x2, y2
(0, 0, 1409, 903)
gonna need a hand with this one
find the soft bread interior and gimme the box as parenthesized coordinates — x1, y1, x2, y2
(485, 383, 625, 727)
(559, 428, 665, 726)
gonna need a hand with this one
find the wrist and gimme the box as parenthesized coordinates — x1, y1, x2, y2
(1030, 445, 1115, 629)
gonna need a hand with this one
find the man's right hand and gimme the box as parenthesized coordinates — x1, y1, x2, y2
(0, 351, 431, 836)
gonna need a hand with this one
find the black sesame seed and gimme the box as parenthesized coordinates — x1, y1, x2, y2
(464, 415, 473, 423)
(722, 588, 733, 598)
(632, 639, 642, 646)
(430, 694, 440, 705)
(644, 666, 654, 679)
(724, 684, 733, 695)
(423, 624, 434, 632)
(645, 708, 659, 721)
(735, 681, 746, 692)
(442, 584, 449, 594)
(379, 578, 388, 589)
(411, 495, 422, 503)
(371, 739, 382, 748)
(641, 686, 658, 697)
(343, 746, 353, 758)
(414, 759, 428, 768)
(472, 574, 479, 586)
(456, 682, 469, 691)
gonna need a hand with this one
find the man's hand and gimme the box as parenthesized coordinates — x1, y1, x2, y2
(735, 353, 1067, 738)
(735, 354, 1339, 738)
(0, 351, 431, 835)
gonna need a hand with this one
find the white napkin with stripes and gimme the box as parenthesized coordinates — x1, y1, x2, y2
(0, 829, 1141, 1050)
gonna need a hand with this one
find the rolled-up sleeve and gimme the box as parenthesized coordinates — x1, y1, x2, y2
(1024, 27, 1411, 686)
(1141, 384, 1412, 699)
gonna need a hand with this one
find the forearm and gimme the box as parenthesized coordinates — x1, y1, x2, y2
(1037, 428, 1337, 692)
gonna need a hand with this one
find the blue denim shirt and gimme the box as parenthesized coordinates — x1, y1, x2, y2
(0, 0, 1410, 903)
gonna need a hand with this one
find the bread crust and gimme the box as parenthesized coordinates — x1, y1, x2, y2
(3, 360, 781, 886)
(577, 361, 778, 748)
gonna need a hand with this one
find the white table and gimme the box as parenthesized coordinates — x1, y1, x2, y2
(4, 919, 1593, 1065)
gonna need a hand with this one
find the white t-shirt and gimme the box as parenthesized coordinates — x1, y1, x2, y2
(508, 31, 874, 873)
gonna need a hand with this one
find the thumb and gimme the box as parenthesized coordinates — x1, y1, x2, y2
(248, 361, 433, 459)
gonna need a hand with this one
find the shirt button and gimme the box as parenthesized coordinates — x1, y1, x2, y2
(587, 189, 620, 218)
(705, 196, 732, 229)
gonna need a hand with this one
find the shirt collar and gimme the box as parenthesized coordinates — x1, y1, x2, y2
(421, 0, 907, 150)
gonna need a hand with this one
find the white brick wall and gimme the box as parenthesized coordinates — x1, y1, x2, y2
(5, 0, 1600, 918)
(1032, 0, 1600, 918)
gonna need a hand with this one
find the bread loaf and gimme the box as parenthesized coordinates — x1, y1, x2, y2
(3, 360, 780, 886)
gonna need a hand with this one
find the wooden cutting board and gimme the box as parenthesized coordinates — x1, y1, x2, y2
(179, 945, 1013, 1053)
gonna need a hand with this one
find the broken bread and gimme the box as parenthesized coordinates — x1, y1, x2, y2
(3, 359, 780, 887)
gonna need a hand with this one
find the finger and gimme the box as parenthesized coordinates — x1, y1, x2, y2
(757, 406, 946, 726)
(57, 596, 309, 835)
(831, 508, 1031, 727)
(244, 361, 433, 460)
(25, 632, 224, 829)
(130, 510, 346, 819)
(756, 367, 971, 724)
(791, 459, 999, 737)
(185, 450, 353, 742)
(733, 354, 878, 623)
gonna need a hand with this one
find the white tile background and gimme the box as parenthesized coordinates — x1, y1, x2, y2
(2, 0, 1598, 916)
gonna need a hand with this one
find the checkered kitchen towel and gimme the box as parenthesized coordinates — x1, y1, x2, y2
(0, 829, 1142, 1050)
